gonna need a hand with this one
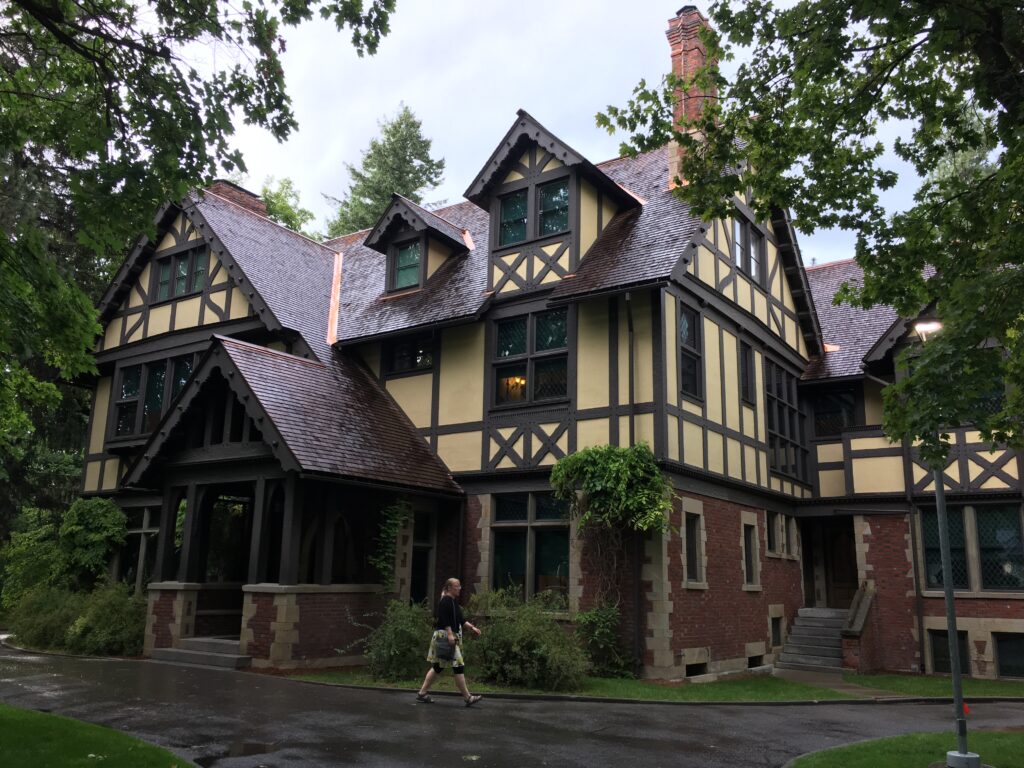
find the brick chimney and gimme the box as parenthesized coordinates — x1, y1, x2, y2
(206, 179, 268, 217)
(666, 5, 716, 128)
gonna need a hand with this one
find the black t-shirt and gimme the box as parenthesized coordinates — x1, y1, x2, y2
(435, 595, 464, 631)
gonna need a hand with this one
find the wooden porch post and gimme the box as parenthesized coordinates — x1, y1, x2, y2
(153, 485, 181, 582)
(317, 486, 338, 585)
(176, 483, 203, 582)
(278, 473, 303, 585)
(247, 477, 267, 584)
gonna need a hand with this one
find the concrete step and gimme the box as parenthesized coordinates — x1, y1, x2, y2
(798, 608, 848, 620)
(778, 651, 842, 668)
(775, 660, 844, 675)
(179, 637, 241, 654)
(792, 616, 846, 630)
(150, 647, 251, 669)
(788, 626, 842, 644)
(783, 643, 842, 659)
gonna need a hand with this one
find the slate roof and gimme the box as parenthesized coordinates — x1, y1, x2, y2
(551, 147, 702, 299)
(803, 259, 898, 380)
(187, 191, 339, 363)
(335, 200, 490, 343)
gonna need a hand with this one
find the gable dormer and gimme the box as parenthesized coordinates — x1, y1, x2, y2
(465, 110, 639, 297)
(364, 194, 470, 293)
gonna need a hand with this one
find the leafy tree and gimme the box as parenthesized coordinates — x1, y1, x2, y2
(262, 176, 320, 240)
(326, 104, 445, 236)
(600, 1, 1024, 463)
(0, 0, 396, 526)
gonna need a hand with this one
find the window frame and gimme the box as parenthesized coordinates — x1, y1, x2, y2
(537, 177, 570, 237)
(740, 341, 756, 406)
(764, 358, 809, 483)
(387, 235, 426, 292)
(490, 492, 571, 603)
(491, 307, 570, 409)
(678, 302, 703, 401)
(741, 511, 761, 589)
(731, 212, 766, 286)
(682, 507, 708, 588)
(151, 244, 209, 304)
(492, 173, 573, 252)
(108, 354, 197, 441)
(383, 333, 435, 377)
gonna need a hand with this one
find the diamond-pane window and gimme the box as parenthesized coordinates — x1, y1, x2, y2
(499, 189, 528, 246)
(393, 241, 421, 290)
(495, 494, 529, 521)
(534, 494, 568, 521)
(921, 506, 970, 590)
(533, 358, 567, 400)
(492, 493, 569, 604)
(189, 248, 207, 291)
(538, 180, 569, 235)
(142, 364, 166, 432)
(156, 260, 172, 301)
(535, 309, 567, 351)
(496, 318, 527, 358)
(977, 505, 1024, 590)
(171, 356, 193, 400)
(495, 363, 528, 404)
(173, 254, 189, 296)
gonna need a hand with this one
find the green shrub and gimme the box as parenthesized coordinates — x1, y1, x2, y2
(0, 510, 64, 610)
(470, 589, 589, 691)
(362, 600, 433, 681)
(9, 586, 85, 650)
(59, 498, 125, 590)
(65, 581, 146, 656)
(575, 604, 632, 677)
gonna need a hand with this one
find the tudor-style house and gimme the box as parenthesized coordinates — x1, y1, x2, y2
(81, 6, 1024, 679)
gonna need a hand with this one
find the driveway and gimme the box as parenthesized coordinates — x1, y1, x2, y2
(1, 645, 1022, 767)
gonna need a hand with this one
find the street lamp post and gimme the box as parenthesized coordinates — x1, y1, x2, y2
(915, 320, 980, 768)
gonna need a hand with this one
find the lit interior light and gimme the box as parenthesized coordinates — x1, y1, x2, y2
(914, 320, 943, 342)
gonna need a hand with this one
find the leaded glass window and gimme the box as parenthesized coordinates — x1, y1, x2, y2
(538, 179, 569, 235)
(156, 260, 172, 301)
(171, 355, 193, 400)
(499, 189, 528, 246)
(765, 359, 808, 481)
(491, 492, 569, 602)
(679, 304, 702, 399)
(996, 634, 1024, 678)
(392, 241, 421, 290)
(732, 213, 765, 285)
(173, 254, 189, 296)
(153, 246, 208, 302)
(977, 505, 1024, 590)
(386, 334, 434, 374)
(112, 355, 195, 439)
(115, 365, 142, 436)
(685, 512, 703, 582)
(493, 308, 568, 406)
(921, 506, 969, 590)
(142, 364, 166, 432)
(930, 629, 969, 675)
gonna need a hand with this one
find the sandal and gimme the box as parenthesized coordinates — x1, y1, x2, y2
(464, 694, 482, 707)
(416, 693, 433, 704)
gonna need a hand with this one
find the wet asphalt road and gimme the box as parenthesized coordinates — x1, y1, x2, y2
(2, 646, 1024, 767)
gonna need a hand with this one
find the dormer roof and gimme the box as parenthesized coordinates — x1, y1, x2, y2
(364, 194, 470, 255)
(463, 109, 640, 211)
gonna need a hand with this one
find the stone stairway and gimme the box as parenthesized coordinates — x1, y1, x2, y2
(150, 636, 251, 669)
(775, 608, 847, 673)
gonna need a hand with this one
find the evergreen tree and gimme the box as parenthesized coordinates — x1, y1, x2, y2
(327, 105, 445, 237)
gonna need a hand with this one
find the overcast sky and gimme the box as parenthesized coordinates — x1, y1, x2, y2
(228, 1, 918, 265)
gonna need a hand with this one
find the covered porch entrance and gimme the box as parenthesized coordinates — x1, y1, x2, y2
(800, 516, 858, 609)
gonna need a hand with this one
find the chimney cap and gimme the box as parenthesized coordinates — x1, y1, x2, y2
(676, 5, 698, 14)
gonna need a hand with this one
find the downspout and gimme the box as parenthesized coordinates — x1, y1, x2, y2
(624, 291, 642, 673)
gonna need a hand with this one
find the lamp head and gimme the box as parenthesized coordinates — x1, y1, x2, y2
(914, 319, 942, 343)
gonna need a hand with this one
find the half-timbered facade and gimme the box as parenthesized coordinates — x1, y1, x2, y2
(80, 6, 1024, 678)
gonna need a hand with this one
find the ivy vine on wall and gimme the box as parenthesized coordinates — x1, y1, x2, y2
(369, 499, 414, 592)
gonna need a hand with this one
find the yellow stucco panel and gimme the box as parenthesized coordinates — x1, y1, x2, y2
(754, 350, 766, 438)
(683, 420, 704, 469)
(504, 168, 524, 183)
(103, 316, 123, 351)
(89, 377, 111, 454)
(744, 444, 757, 484)
(682, 400, 702, 416)
(156, 213, 185, 252)
(736, 275, 752, 313)
(635, 413, 655, 446)
(850, 436, 895, 451)
(206, 288, 227, 321)
(125, 316, 144, 345)
(83, 461, 101, 492)
(753, 290, 768, 326)
(664, 295, 678, 399)
(981, 475, 1011, 490)
(601, 197, 617, 233)
(667, 415, 680, 461)
(148, 304, 171, 337)
(817, 442, 844, 464)
(576, 418, 609, 450)
(727, 437, 743, 480)
(386, 374, 433, 428)
(228, 287, 250, 320)
(818, 469, 846, 497)
(174, 296, 202, 330)
(742, 404, 756, 439)
(703, 317, 722, 423)
(579, 178, 599, 259)
(267, 341, 287, 352)
(437, 432, 481, 472)
(427, 239, 452, 279)
(721, 330, 739, 431)
(542, 155, 564, 173)
(706, 431, 724, 474)
(577, 301, 610, 409)
(101, 458, 120, 491)
(210, 253, 229, 286)
(851, 456, 905, 494)
(759, 452, 769, 487)
(632, 294, 654, 403)
(697, 245, 716, 288)
(438, 324, 485, 425)
(129, 264, 150, 308)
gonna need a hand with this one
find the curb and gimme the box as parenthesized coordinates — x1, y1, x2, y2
(0, 635, 126, 662)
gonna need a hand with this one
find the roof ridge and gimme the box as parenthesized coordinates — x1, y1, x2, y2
(216, 334, 329, 369)
(806, 257, 857, 271)
(201, 190, 338, 255)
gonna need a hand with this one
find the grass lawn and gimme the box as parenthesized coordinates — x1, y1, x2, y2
(0, 703, 186, 767)
(792, 730, 1024, 768)
(844, 672, 1024, 698)
(293, 668, 853, 702)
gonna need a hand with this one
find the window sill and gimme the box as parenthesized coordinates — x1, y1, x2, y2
(382, 367, 434, 380)
(490, 398, 570, 414)
(149, 291, 203, 309)
(684, 580, 709, 591)
(766, 551, 799, 561)
(922, 589, 1024, 600)
(742, 584, 762, 592)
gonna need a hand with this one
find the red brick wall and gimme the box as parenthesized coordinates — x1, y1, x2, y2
(206, 180, 268, 216)
(150, 591, 176, 649)
(458, 497, 481, 600)
(858, 515, 919, 672)
(665, 493, 803, 667)
(292, 592, 388, 661)
(244, 593, 276, 661)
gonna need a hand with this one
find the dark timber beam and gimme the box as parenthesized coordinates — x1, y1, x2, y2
(247, 477, 267, 584)
(278, 473, 303, 585)
(177, 483, 203, 582)
(153, 485, 182, 581)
